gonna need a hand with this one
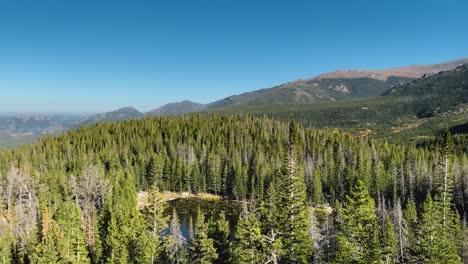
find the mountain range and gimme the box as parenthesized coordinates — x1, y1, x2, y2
(206, 58, 468, 108)
(1, 57, 467, 146)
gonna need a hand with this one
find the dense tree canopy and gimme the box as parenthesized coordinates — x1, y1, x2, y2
(0, 114, 466, 263)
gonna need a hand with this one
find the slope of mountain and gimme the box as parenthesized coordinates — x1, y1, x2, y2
(79, 107, 144, 125)
(210, 63, 468, 140)
(0, 114, 83, 147)
(383, 64, 468, 117)
(0, 115, 75, 136)
(146, 100, 206, 116)
(207, 58, 468, 109)
(208, 76, 413, 108)
(314, 58, 468, 80)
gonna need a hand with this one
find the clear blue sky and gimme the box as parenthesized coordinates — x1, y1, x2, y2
(1, 0, 467, 113)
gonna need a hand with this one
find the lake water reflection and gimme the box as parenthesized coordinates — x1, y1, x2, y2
(166, 198, 243, 240)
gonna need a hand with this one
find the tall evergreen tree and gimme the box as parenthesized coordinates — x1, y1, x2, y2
(276, 117, 313, 263)
(54, 200, 90, 264)
(334, 180, 380, 264)
(142, 185, 168, 264)
(32, 207, 66, 264)
(209, 212, 233, 264)
(233, 205, 265, 264)
(414, 194, 461, 264)
(129, 212, 153, 264)
(380, 212, 397, 264)
(189, 208, 218, 264)
(312, 168, 324, 205)
(99, 198, 128, 264)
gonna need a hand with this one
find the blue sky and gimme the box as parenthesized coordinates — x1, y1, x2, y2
(1, 0, 467, 113)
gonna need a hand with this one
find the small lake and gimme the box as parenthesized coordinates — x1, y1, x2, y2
(166, 198, 242, 240)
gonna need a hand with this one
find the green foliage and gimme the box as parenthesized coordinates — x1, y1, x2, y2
(0, 113, 466, 263)
(380, 213, 397, 264)
(233, 206, 265, 264)
(54, 200, 90, 264)
(312, 168, 324, 205)
(141, 185, 168, 263)
(334, 180, 380, 264)
(189, 208, 218, 264)
(208, 212, 233, 264)
(414, 194, 461, 263)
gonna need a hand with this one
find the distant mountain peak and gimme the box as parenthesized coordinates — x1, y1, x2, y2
(116, 106, 140, 112)
(146, 100, 206, 116)
(79, 106, 143, 125)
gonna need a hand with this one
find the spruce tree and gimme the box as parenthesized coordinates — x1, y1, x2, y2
(403, 199, 418, 260)
(129, 212, 153, 263)
(209, 212, 232, 264)
(334, 180, 379, 264)
(99, 198, 128, 264)
(276, 117, 313, 263)
(415, 194, 461, 263)
(233, 205, 265, 264)
(142, 185, 168, 263)
(380, 212, 397, 264)
(32, 207, 66, 264)
(189, 208, 218, 264)
(54, 200, 90, 264)
(311, 168, 324, 205)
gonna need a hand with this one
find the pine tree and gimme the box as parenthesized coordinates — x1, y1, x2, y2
(209, 212, 232, 264)
(276, 117, 313, 263)
(165, 209, 187, 264)
(258, 183, 283, 264)
(312, 168, 324, 205)
(415, 194, 461, 263)
(381, 212, 397, 264)
(334, 180, 379, 264)
(54, 200, 90, 264)
(32, 207, 66, 264)
(146, 155, 163, 188)
(129, 212, 153, 263)
(142, 185, 168, 263)
(189, 208, 218, 264)
(233, 204, 265, 264)
(99, 197, 129, 263)
(403, 199, 418, 261)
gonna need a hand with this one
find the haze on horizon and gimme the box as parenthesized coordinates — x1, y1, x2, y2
(1, 0, 468, 113)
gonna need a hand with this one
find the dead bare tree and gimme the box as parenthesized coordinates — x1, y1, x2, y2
(2, 165, 38, 252)
(70, 165, 109, 254)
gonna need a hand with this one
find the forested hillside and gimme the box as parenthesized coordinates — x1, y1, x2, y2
(0, 114, 466, 263)
(212, 64, 468, 141)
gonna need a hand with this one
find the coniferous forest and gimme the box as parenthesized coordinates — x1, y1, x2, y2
(0, 114, 466, 263)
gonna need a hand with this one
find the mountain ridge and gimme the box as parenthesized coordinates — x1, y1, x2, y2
(146, 100, 207, 116)
(79, 106, 144, 125)
(206, 58, 468, 109)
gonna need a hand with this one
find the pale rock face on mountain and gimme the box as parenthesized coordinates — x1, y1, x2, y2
(206, 58, 468, 109)
(308, 58, 468, 81)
